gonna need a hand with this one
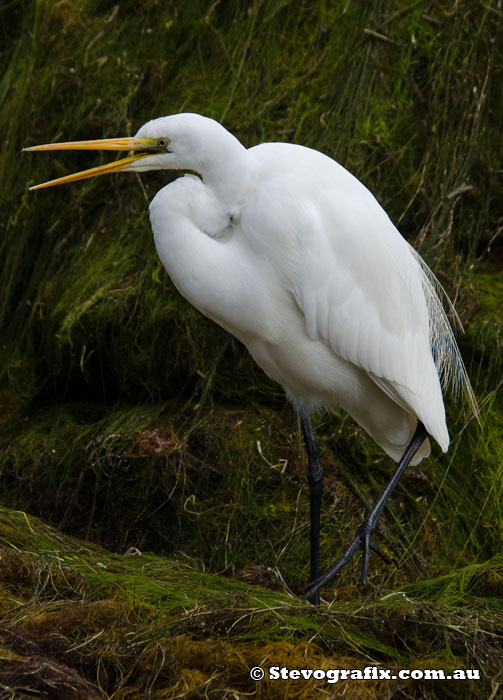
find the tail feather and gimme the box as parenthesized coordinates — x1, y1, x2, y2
(411, 247, 479, 424)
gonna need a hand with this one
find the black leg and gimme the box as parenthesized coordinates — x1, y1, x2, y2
(298, 408, 324, 606)
(305, 421, 428, 604)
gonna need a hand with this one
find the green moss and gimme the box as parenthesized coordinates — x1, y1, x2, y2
(462, 271, 503, 394)
(0, 506, 500, 698)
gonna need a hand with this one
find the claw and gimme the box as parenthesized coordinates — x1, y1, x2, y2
(305, 525, 367, 603)
(305, 521, 394, 602)
(369, 541, 395, 566)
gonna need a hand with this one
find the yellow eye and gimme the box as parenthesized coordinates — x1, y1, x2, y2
(158, 138, 169, 148)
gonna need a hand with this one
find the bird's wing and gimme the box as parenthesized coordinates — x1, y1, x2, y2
(295, 183, 431, 385)
(248, 144, 460, 448)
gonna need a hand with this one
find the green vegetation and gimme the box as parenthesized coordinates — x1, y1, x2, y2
(0, 0, 501, 697)
(1, 507, 501, 698)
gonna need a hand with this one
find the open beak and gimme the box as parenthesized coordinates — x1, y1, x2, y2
(23, 136, 161, 190)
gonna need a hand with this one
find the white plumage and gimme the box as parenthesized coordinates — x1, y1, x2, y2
(137, 114, 471, 463)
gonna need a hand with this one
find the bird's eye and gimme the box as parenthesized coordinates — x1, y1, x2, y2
(157, 138, 169, 149)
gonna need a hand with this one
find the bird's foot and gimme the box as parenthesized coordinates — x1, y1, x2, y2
(305, 521, 394, 604)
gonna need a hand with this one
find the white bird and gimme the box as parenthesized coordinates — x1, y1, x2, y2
(25, 113, 475, 604)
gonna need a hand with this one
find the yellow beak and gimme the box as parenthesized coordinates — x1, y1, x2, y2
(23, 136, 161, 190)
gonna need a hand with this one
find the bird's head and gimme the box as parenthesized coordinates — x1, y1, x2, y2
(24, 113, 245, 190)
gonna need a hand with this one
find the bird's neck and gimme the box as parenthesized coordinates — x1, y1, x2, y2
(181, 132, 254, 209)
(198, 141, 254, 213)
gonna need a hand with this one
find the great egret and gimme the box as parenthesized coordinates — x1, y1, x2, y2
(25, 113, 475, 604)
